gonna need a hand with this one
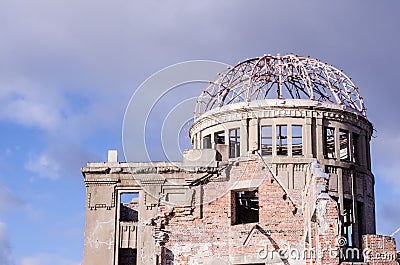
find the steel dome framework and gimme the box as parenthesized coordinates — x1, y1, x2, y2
(195, 54, 365, 118)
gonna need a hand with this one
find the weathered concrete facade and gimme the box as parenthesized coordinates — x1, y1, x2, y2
(82, 55, 397, 264)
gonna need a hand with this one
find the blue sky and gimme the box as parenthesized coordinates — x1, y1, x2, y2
(0, 1, 399, 264)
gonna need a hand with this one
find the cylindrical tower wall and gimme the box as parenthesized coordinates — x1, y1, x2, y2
(190, 99, 375, 248)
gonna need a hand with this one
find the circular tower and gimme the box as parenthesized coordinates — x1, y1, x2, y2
(189, 54, 375, 248)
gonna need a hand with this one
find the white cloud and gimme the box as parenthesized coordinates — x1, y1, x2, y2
(20, 253, 80, 265)
(0, 98, 61, 131)
(0, 0, 398, 150)
(0, 222, 13, 265)
(0, 77, 63, 131)
(25, 154, 60, 180)
(24, 141, 97, 180)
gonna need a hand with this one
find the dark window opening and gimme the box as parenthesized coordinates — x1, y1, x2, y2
(292, 125, 303, 156)
(234, 190, 259, 224)
(260, 125, 272, 156)
(162, 248, 174, 265)
(324, 127, 335, 159)
(203, 134, 211, 149)
(366, 135, 371, 170)
(342, 198, 362, 261)
(343, 199, 353, 247)
(119, 248, 137, 265)
(352, 133, 360, 164)
(120, 193, 139, 222)
(357, 201, 364, 248)
(214, 131, 225, 144)
(339, 129, 350, 161)
(276, 125, 288, 156)
(229, 128, 240, 158)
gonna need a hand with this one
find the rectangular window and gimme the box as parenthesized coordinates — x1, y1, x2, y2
(276, 125, 288, 156)
(292, 125, 303, 156)
(120, 193, 139, 222)
(324, 127, 335, 158)
(343, 199, 353, 247)
(357, 201, 364, 248)
(214, 131, 225, 144)
(229, 128, 240, 158)
(119, 248, 137, 265)
(366, 135, 371, 170)
(260, 125, 272, 156)
(352, 133, 360, 164)
(202, 134, 211, 149)
(234, 190, 259, 224)
(339, 129, 349, 161)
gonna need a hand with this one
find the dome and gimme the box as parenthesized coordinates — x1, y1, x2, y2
(195, 54, 365, 118)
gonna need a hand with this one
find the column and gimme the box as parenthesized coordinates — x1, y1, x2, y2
(248, 118, 259, 152)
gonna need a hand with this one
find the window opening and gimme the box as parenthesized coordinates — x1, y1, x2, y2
(352, 133, 360, 164)
(120, 193, 139, 222)
(119, 248, 137, 265)
(343, 199, 353, 247)
(366, 135, 371, 170)
(276, 125, 288, 156)
(292, 125, 303, 156)
(203, 134, 211, 149)
(339, 129, 350, 161)
(357, 201, 364, 247)
(260, 125, 272, 156)
(234, 190, 259, 224)
(214, 131, 225, 144)
(324, 127, 335, 158)
(229, 128, 240, 158)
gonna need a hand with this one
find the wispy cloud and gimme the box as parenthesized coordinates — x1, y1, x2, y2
(0, 222, 13, 265)
(24, 141, 97, 180)
(0, 79, 63, 131)
(25, 154, 60, 180)
(20, 253, 80, 265)
(0, 184, 26, 213)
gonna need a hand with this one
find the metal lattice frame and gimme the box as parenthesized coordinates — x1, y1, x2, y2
(195, 54, 365, 118)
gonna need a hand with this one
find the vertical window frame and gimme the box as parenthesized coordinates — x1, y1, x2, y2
(339, 129, 350, 161)
(324, 127, 336, 159)
(276, 125, 288, 156)
(260, 125, 273, 156)
(202, 134, 212, 149)
(229, 128, 240, 158)
(352, 132, 360, 164)
(292, 125, 303, 156)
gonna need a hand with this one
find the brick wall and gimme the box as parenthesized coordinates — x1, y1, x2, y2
(157, 155, 317, 264)
(363, 234, 397, 265)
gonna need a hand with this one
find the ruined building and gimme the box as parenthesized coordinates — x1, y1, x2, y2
(81, 54, 397, 264)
